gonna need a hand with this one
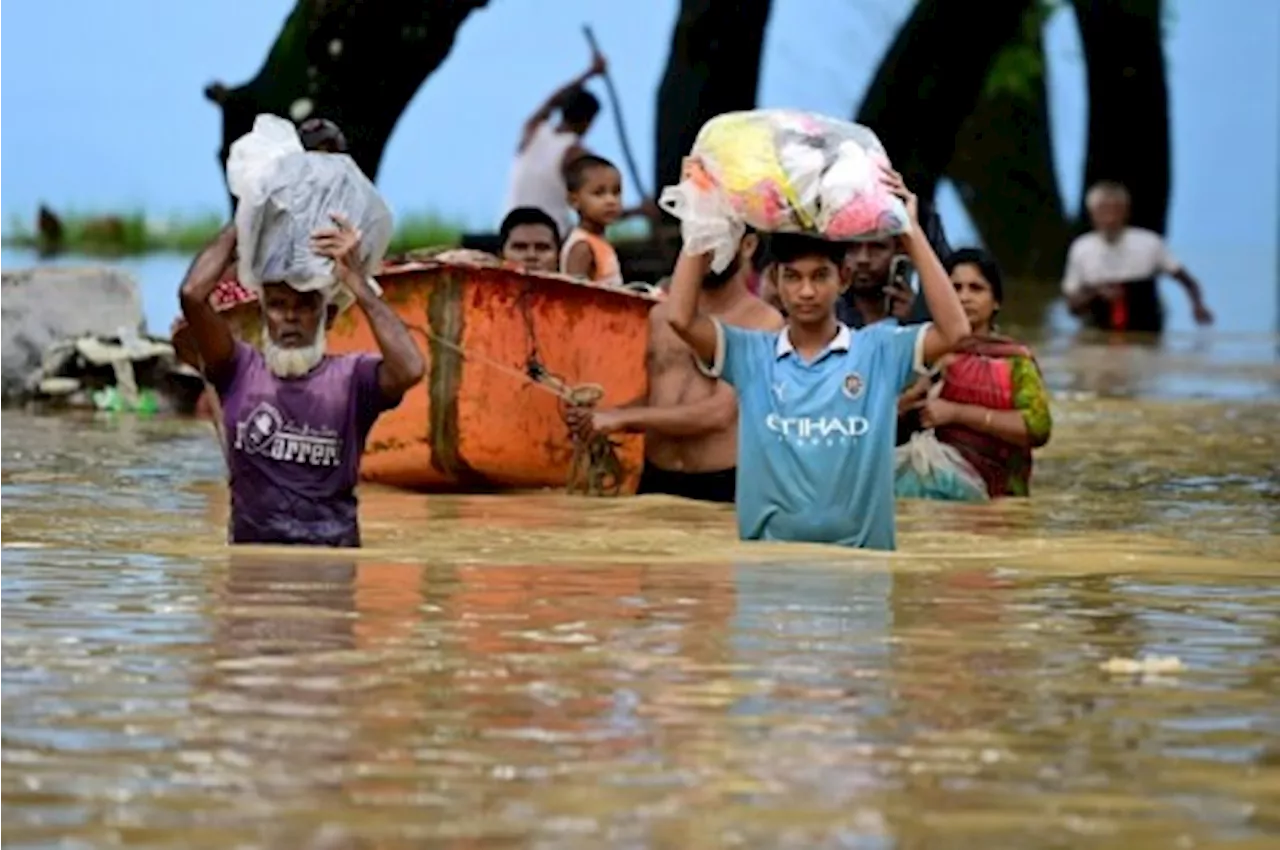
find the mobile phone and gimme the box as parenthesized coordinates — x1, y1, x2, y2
(889, 255, 916, 293)
(885, 255, 916, 314)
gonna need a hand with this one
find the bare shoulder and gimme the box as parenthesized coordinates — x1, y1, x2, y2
(647, 299, 671, 325)
(564, 240, 593, 274)
(736, 296, 785, 332)
(646, 301, 687, 350)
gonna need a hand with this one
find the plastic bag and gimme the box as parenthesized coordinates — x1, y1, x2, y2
(226, 114, 304, 201)
(659, 110, 911, 272)
(894, 431, 990, 502)
(228, 114, 392, 312)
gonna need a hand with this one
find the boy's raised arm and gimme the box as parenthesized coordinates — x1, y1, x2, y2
(905, 228, 970, 364)
(881, 169, 970, 365)
(664, 250, 719, 368)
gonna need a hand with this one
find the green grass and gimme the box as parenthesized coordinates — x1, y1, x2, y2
(385, 212, 465, 255)
(4, 210, 228, 256)
(3, 210, 466, 258)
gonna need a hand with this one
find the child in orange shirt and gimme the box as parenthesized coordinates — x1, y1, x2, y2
(560, 154, 624, 287)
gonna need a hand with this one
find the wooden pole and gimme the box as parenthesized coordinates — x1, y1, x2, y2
(582, 25, 650, 201)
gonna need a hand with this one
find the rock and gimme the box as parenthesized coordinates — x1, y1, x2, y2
(1, 266, 145, 403)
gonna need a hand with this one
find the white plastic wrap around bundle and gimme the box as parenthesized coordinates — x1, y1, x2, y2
(659, 109, 911, 273)
(658, 180, 744, 275)
(228, 114, 392, 312)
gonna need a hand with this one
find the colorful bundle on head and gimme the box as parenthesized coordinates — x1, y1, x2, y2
(694, 113, 807, 231)
(659, 109, 911, 272)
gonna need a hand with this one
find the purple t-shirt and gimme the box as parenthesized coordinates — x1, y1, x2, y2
(212, 342, 396, 547)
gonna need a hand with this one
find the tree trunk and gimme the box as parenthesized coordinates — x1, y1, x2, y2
(205, 0, 489, 188)
(946, 17, 1071, 281)
(653, 0, 773, 194)
(1072, 0, 1171, 233)
(855, 0, 1037, 203)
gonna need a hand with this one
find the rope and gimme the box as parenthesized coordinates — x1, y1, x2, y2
(407, 323, 567, 402)
(405, 309, 626, 497)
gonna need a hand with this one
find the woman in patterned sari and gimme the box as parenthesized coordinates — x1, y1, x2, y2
(902, 248, 1052, 497)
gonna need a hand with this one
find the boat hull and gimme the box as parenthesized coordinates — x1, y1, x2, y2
(321, 263, 652, 492)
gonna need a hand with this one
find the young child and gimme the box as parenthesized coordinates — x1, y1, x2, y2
(560, 154, 624, 287)
(665, 168, 972, 550)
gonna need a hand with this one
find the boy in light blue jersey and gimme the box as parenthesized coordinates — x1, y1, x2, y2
(666, 167, 971, 550)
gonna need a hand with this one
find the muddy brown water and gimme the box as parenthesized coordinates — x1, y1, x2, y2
(3, 334, 1279, 849)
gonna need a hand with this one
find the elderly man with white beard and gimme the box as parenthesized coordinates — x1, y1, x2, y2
(178, 216, 424, 547)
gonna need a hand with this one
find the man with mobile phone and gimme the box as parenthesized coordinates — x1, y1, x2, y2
(839, 199, 950, 329)
(758, 199, 951, 327)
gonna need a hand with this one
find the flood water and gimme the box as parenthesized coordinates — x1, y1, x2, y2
(3, 334, 1280, 849)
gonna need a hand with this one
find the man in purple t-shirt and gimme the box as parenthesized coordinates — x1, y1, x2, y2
(179, 217, 424, 547)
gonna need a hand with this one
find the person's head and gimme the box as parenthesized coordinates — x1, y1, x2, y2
(944, 247, 1004, 335)
(844, 237, 897, 296)
(702, 229, 761, 292)
(499, 207, 561, 272)
(298, 118, 349, 154)
(1085, 180, 1131, 238)
(260, 283, 336, 378)
(767, 234, 849, 325)
(565, 154, 622, 229)
(558, 87, 600, 135)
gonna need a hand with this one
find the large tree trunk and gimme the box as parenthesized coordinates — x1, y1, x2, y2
(205, 0, 489, 188)
(855, 0, 1037, 203)
(946, 15, 1071, 281)
(653, 0, 773, 194)
(1072, 0, 1171, 233)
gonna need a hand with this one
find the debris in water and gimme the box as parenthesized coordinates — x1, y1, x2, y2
(1100, 655, 1185, 675)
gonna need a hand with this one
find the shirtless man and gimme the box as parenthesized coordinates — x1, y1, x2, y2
(568, 232, 783, 503)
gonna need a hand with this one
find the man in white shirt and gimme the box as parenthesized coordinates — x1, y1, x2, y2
(501, 53, 658, 246)
(1061, 181, 1213, 333)
(501, 54, 607, 240)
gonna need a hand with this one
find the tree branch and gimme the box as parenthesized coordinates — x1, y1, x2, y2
(206, 0, 490, 188)
(1071, 0, 1171, 233)
(855, 0, 1038, 203)
(653, 0, 773, 193)
(946, 9, 1071, 281)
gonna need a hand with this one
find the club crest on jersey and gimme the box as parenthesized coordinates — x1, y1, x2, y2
(841, 372, 865, 400)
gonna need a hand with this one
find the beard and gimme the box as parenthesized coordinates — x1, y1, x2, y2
(848, 272, 886, 297)
(262, 323, 326, 378)
(702, 254, 742, 291)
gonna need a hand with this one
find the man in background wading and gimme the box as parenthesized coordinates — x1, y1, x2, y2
(1062, 180, 1213, 334)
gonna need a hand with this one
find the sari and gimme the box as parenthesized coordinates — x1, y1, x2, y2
(934, 334, 1051, 498)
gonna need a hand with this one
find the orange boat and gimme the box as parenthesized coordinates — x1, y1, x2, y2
(210, 261, 655, 494)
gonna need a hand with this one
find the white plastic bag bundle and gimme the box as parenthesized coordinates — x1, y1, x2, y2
(658, 109, 911, 272)
(228, 115, 392, 312)
(894, 431, 990, 503)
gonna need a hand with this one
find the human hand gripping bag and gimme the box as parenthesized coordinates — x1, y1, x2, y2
(227, 114, 392, 312)
(659, 109, 911, 272)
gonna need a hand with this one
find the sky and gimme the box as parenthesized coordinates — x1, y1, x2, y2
(2, 0, 1278, 331)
